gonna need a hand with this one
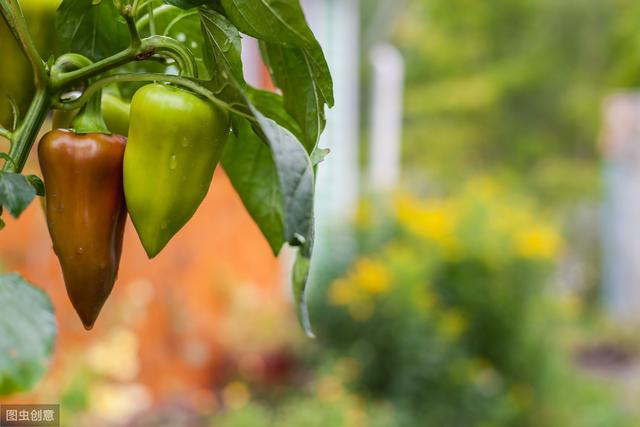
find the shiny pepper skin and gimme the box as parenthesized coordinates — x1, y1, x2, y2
(101, 93, 131, 136)
(124, 83, 230, 258)
(39, 129, 127, 330)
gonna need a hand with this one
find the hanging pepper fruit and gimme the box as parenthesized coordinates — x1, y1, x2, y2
(124, 83, 230, 258)
(102, 92, 131, 136)
(39, 92, 127, 330)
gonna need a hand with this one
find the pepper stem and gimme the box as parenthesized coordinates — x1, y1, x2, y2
(72, 90, 109, 134)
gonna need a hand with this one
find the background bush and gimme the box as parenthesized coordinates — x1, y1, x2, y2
(309, 179, 632, 427)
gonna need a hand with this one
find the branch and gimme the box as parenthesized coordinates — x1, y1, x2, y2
(122, 4, 142, 48)
(2, 89, 50, 173)
(147, 1, 156, 35)
(50, 35, 198, 91)
(53, 73, 256, 123)
(0, 127, 11, 140)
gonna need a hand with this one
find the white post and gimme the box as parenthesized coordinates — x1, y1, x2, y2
(302, 0, 361, 274)
(602, 93, 640, 324)
(368, 43, 405, 192)
(241, 36, 262, 87)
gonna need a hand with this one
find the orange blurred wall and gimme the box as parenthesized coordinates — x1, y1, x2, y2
(0, 148, 286, 401)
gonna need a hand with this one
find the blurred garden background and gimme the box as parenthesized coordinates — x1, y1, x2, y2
(3, 0, 640, 426)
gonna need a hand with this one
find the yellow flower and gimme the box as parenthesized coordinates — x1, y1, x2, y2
(352, 258, 392, 295)
(515, 225, 562, 260)
(328, 279, 360, 306)
(395, 196, 458, 251)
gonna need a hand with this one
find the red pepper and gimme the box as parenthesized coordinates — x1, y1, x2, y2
(39, 129, 127, 329)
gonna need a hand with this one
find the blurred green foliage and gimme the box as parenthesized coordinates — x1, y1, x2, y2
(212, 395, 398, 427)
(309, 179, 633, 427)
(388, 0, 640, 202)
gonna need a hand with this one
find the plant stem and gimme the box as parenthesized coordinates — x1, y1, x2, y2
(3, 89, 50, 173)
(51, 35, 197, 91)
(148, 2, 156, 35)
(0, 0, 46, 84)
(123, 4, 142, 48)
(72, 90, 109, 134)
(0, 128, 11, 141)
(54, 73, 256, 123)
(50, 47, 140, 91)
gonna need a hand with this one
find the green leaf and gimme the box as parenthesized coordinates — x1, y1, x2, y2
(0, 172, 36, 218)
(249, 109, 316, 332)
(222, 118, 285, 255)
(261, 44, 326, 152)
(302, 43, 335, 108)
(292, 245, 313, 337)
(0, 274, 57, 396)
(26, 175, 45, 197)
(250, 107, 315, 248)
(224, 111, 316, 331)
(220, 0, 316, 47)
(200, 9, 244, 82)
(56, 0, 129, 61)
(260, 40, 334, 109)
(246, 87, 302, 141)
(199, 6, 318, 333)
(310, 147, 330, 166)
(217, 0, 334, 152)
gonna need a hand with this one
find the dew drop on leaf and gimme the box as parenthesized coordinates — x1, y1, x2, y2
(169, 155, 178, 170)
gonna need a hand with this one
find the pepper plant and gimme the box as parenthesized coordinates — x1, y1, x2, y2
(0, 0, 333, 394)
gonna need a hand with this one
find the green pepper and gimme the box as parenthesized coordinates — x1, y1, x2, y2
(124, 83, 229, 258)
(102, 93, 130, 136)
(39, 94, 127, 330)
